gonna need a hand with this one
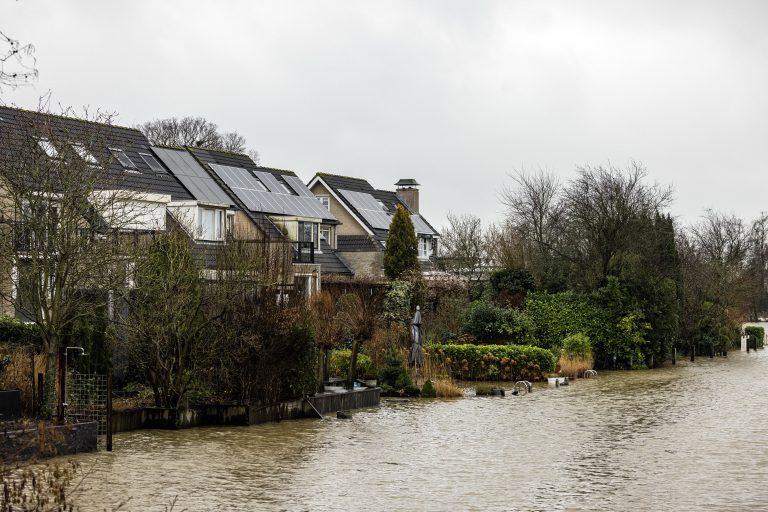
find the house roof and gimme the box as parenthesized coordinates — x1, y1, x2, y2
(311, 172, 440, 240)
(315, 240, 354, 275)
(0, 106, 194, 202)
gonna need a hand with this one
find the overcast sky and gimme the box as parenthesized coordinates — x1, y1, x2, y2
(3, 1, 768, 229)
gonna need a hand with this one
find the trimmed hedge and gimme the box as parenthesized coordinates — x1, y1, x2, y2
(745, 326, 765, 349)
(433, 344, 556, 381)
(0, 315, 41, 348)
(329, 349, 376, 380)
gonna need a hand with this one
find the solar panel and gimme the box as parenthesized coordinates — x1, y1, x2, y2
(152, 148, 233, 205)
(253, 170, 286, 194)
(210, 164, 337, 220)
(412, 214, 436, 235)
(283, 176, 314, 197)
(338, 189, 393, 230)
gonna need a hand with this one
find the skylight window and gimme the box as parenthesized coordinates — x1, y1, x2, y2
(109, 148, 137, 170)
(37, 138, 59, 158)
(71, 143, 99, 165)
(139, 153, 165, 173)
(279, 182, 294, 195)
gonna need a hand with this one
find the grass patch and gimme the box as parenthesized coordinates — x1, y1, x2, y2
(433, 378, 463, 398)
(557, 355, 593, 378)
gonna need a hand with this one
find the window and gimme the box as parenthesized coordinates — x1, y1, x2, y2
(280, 182, 294, 195)
(71, 143, 99, 165)
(320, 225, 331, 247)
(109, 148, 137, 170)
(36, 138, 59, 158)
(226, 212, 235, 238)
(317, 196, 330, 211)
(419, 237, 431, 260)
(298, 221, 313, 244)
(199, 208, 224, 241)
(139, 153, 165, 173)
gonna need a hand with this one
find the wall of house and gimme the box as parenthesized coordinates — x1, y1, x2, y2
(310, 182, 368, 237)
(338, 250, 384, 277)
(232, 210, 265, 240)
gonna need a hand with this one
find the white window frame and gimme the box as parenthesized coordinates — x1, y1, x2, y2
(71, 143, 99, 165)
(36, 137, 59, 159)
(317, 196, 330, 211)
(109, 147, 138, 170)
(418, 236, 431, 260)
(198, 207, 224, 241)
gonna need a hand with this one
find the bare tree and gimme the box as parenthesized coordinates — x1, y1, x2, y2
(0, 29, 37, 91)
(137, 116, 259, 161)
(438, 212, 490, 287)
(0, 107, 148, 416)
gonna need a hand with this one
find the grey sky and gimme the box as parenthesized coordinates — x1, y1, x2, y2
(4, 0, 768, 230)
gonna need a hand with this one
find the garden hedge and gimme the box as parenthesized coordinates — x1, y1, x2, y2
(744, 326, 765, 349)
(433, 344, 556, 381)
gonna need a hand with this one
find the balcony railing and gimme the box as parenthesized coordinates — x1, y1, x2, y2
(293, 241, 314, 264)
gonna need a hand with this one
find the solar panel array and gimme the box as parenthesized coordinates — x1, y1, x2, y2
(338, 189, 393, 230)
(152, 148, 233, 206)
(411, 214, 436, 235)
(283, 175, 314, 197)
(253, 170, 284, 194)
(210, 164, 336, 220)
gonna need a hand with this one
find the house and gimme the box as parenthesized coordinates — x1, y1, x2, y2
(0, 106, 208, 319)
(179, 147, 353, 295)
(307, 173, 439, 277)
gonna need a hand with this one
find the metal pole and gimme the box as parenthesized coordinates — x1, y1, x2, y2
(672, 347, 676, 365)
(107, 373, 113, 452)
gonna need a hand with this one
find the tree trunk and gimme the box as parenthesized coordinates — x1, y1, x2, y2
(42, 348, 58, 420)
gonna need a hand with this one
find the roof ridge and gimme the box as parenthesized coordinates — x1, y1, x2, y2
(317, 171, 370, 182)
(0, 105, 143, 133)
(185, 145, 250, 158)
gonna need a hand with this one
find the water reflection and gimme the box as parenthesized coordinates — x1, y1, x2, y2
(70, 351, 768, 511)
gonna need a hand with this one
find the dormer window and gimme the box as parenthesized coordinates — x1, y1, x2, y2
(71, 143, 99, 165)
(109, 148, 137, 170)
(36, 138, 59, 159)
(199, 207, 224, 241)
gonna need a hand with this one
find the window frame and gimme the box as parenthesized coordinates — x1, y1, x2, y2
(198, 207, 224, 241)
(108, 147, 138, 170)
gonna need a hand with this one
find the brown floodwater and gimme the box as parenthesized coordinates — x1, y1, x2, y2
(66, 350, 768, 511)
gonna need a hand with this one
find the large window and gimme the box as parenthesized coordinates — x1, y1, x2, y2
(199, 208, 224, 241)
(298, 221, 320, 249)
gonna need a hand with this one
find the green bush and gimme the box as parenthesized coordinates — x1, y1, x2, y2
(0, 315, 41, 347)
(561, 333, 592, 360)
(420, 379, 436, 398)
(434, 344, 556, 381)
(329, 349, 375, 380)
(524, 292, 600, 351)
(489, 268, 535, 306)
(462, 300, 534, 343)
(745, 326, 765, 349)
(382, 280, 413, 325)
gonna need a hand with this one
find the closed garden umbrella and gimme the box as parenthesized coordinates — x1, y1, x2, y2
(409, 306, 423, 366)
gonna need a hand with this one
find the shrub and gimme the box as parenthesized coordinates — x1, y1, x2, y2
(524, 292, 600, 350)
(379, 349, 412, 389)
(745, 326, 765, 349)
(462, 300, 534, 343)
(0, 315, 41, 347)
(421, 379, 436, 398)
(561, 333, 592, 360)
(434, 344, 556, 381)
(382, 280, 413, 325)
(489, 268, 535, 306)
(329, 350, 376, 380)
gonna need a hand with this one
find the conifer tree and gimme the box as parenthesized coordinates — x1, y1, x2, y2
(384, 204, 419, 280)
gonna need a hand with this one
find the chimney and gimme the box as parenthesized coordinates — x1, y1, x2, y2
(395, 178, 420, 213)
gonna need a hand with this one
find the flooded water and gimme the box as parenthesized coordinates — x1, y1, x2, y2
(69, 350, 768, 511)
